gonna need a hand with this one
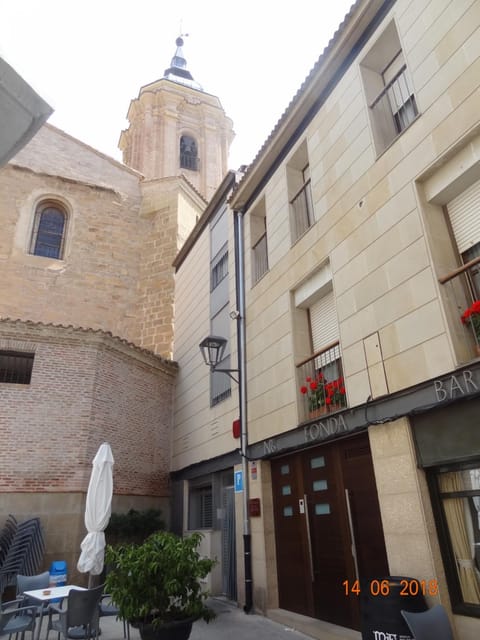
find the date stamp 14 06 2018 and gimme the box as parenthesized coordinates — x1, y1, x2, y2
(342, 579, 439, 597)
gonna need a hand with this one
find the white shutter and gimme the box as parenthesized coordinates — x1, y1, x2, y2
(447, 178, 480, 254)
(310, 290, 339, 352)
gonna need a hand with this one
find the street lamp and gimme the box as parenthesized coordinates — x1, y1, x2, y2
(199, 335, 239, 383)
(198, 331, 252, 613)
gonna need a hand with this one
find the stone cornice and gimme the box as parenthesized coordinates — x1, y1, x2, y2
(0, 317, 178, 377)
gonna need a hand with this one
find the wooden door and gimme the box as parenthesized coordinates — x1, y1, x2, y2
(271, 432, 389, 628)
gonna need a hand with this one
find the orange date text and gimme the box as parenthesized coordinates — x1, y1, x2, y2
(342, 579, 438, 597)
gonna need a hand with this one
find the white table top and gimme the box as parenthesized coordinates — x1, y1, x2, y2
(23, 585, 86, 601)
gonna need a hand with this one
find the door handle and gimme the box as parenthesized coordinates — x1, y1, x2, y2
(345, 489, 359, 580)
(303, 494, 315, 582)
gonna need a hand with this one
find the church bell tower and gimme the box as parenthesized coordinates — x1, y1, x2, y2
(119, 37, 234, 201)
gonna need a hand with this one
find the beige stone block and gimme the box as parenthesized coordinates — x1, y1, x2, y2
(384, 533, 437, 581)
(381, 492, 427, 536)
(368, 362, 389, 398)
(345, 369, 371, 407)
(341, 341, 366, 377)
(373, 454, 418, 496)
(384, 238, 430, 289)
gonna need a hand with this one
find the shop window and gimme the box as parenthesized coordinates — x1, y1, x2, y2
(0, 350, 34, 384)
(432, 467, 480, 612)
(188, 481, 213, 529)
(180, 135, 198, 171)
(360, 21, 418, 155)
(287, 142, 314, 243)
(30, 201, 67, 259)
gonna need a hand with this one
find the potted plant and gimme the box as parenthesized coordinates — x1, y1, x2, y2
(104, 530, 216, 640)
(461, 300, 480, 355)
(300, 372, 327, 418)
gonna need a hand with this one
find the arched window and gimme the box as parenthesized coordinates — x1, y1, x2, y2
(180, 135, 198, 171)
(30, 201, 67, 259)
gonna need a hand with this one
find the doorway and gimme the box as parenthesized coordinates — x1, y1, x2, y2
(271, 431, 388, 628)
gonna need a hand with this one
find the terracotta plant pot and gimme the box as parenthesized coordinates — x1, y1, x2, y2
(309, 406, 327, 419)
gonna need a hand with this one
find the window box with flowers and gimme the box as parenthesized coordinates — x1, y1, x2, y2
(300, 373, 327, 418)
(324, 376, 347, 412)
(300, 373, 347, 419)
(460, 300, 480, 356)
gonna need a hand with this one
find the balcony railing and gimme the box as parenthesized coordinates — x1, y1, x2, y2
(439, 256, 480, 357)
(296, 341, 347, 423)
(290, 179, 314, 242)
(252, 232, 268, 284)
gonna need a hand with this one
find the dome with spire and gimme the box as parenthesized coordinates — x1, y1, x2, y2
(163, 36, 203, 91)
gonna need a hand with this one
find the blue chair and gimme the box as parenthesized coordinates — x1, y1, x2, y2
(401, 604, 454, 640)
(0, 598, 37, 640)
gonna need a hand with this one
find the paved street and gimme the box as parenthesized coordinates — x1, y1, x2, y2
(99, 598, 315, 640)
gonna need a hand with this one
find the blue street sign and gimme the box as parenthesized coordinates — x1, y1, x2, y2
(234, 470, 243, 493)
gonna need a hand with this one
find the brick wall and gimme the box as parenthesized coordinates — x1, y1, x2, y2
(0, 319, 177, 495)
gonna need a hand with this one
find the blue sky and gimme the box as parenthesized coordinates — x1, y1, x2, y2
(1, 0, 354, 170)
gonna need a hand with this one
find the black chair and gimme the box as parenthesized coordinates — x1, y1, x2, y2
(98, 594, 129, 640)
(46, 586, 103, 640)
(401, 604, 454, 640)
(0, 598, 37, 640)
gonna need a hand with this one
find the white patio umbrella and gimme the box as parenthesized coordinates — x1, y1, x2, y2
(77, 442, 114, 585)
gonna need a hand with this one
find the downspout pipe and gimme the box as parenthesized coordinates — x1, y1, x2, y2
(234, 207, 253, 613)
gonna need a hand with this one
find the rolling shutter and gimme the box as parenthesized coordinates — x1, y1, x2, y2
(447, 178, 480, 254)
(310, 289, 339, 352)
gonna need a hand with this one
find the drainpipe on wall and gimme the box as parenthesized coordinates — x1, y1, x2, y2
(234, 208, 253, 613)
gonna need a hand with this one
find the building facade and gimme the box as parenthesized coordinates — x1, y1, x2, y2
(172, 1, 480, 639)
(0, 39, 233, 582)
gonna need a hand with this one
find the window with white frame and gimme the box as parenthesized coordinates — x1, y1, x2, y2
(287, 141, 314, 243)
(360, 21, 418, 155)
(30, 200, 67, 259)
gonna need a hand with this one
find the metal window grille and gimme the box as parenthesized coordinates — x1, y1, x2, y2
(211, 250, 228, 290)
(0, 351, 34, 384)
(370, 65, 418, 144)
(290, 179, 314, 242)
(252, 232, 268, 284)
(189, 484, 213, 529)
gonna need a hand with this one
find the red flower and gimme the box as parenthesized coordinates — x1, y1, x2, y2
(317, 372, 324, 380)
(306, 376, 312, 382)
(300, 386, 308, 394)
(325, 397, 331, 405)
(340, 386, 346, 394)
(309, 381, 318, 391)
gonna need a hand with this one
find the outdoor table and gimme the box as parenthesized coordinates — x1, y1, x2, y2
(22, 585, 86, 640)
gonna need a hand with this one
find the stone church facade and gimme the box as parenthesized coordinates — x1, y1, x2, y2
(0, 38, 233, 580)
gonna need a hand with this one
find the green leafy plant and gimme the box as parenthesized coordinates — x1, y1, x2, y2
(106, 509, 165, 545)
(104, 531, 216, 628)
